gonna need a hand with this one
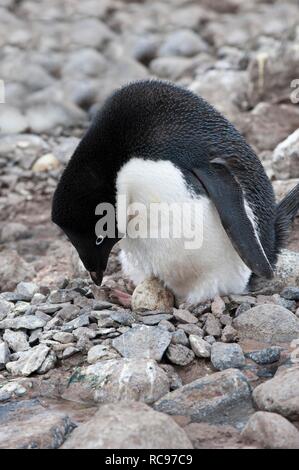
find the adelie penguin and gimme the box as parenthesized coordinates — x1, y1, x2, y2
(52, 80, 299, 303)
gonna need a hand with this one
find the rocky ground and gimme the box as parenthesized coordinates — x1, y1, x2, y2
(0, 0, 299, 450)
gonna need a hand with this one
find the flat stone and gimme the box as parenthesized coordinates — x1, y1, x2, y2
(204, 313, 222, 337)
(241, 411, 299, 449)
(0, 316, 46, 330)
(154, 369, 253, 428)
(6, 344, 50, 377)
(0, 399, 75, 449)
(37, 350, 57, 375)
(0, 342, 10, 370)
(139, 313, 173, 326)
(64, 358, 170, 405)
(173, 309, 198, 324)
(62, 402, 192, 449)
(131, 278, 174, 312)
(87, 345, 120, 364)
(110, 310, 136, 326)
(112, 325, 171, 362)
(3, 330, 30, 352)
(211, 343, 246, 371)
(62, 314, 90, 332)
(189, 335, 211, 358)
(253, 366, 299, 420)
(281, 287, 299, 301)
(0, 299, 13, 319)
(15, 282, 39, 301)
(233, 304, 299, 343)
(166, 344, 195, 366)
(245, 347, 282, 365)
(177, 324, 204, 337)
(48, 289, 77, 304)
(52, 332, 74, 344)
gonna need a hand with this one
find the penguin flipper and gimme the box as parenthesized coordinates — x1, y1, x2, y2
(192, 160, 274, 279)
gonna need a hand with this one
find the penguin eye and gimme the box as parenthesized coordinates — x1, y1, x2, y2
(96, 235, 105, 246)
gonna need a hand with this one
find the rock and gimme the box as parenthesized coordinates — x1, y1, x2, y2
(178, 324, 204, 337)
(272, 129, 299, 180)
(241, 412, 299, 449)
(87, 345, 120, 364)
(32, 153, 60, 172)
(0, 299, 13, 319)
(64, 358, 169, 405)
(166, 344, 195, 366)
(37, 350, 57, 374)
(159, 29, 207, 57)
(0, 316, 46, 330)
(0, 222, 30, 243)
(0, 399, 75, 449)
(253, 366, 299, 420)
(233, 304, 299, 343)
(112, 325, 171, 362)
(204, 313, 222, 337)
(273, 179, 299, 201)
(15, 282, 39, 301)
(245, 347, 281, 365)
(150, 57, 194, 80)
(0, 250, 35, 292)
(133, 35, 160, 65)
(221, 325, 239, 343)
(62, 314, 90, 332)
(131, 278, 174, 312)
(6, 344, 50, 377)
(68, 18, 113, 49)
(250, 250, 299, 294)
(189, 335, 211, 358)
(26, 103, 85, 134)
(62, 402, 192, 449)
(0, 105, 29, 134)
(154, 369, 253, 427)
(52, 332, 74, 344)
(281, 286, 299, 301)
(140, 313, 173, 326)
(171, 329, 189, 346)
(184, 422, 241, 450)
(173, 309, 198, 324)
(110, 310, 136, 326)
(0, 342, 10, 369)
(211, 295, 226, 317)
(0, 382, 27, 402)
(211, 343, 245, 371)
(3, 330, 30, 352)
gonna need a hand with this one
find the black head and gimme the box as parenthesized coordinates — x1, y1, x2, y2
(51, 126, 120, 285)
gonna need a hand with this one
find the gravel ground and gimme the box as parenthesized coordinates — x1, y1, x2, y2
(0, 0, 299, 449)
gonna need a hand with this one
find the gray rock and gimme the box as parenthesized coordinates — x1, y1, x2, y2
(26, 103, 85, 134)
(241, 411, 299, 449)
(0, 105, 29, 134)
(15, 281, 39, 301)
(150, 57, 194, 80)
(221, 325, 239, 343)
(159, 29, 207, 57)
(245, 347, 282, 365)
(112, 325, 171, 362)
(0, 316, 46, 330)
(173, 309, 198, 324)
(62, 49, 108, 78)
(110, 310, 136, 326)
(62, 402, 192, 449)
(52, 332, 74, 344)
(233, 304, 299, 343)
(139, 313, 173, 326)
(0, 382, 27, 402)
(0, 399, 75, 449)
(272, 129, 299, 180)
(281, 286, 299, 301)
(166, 344, 195, 366)
(204, 313, 222, 337)
(0, 250, 35, 292)
(154, 369, 253, 427)
(3, 329, 30, 352)
(48, 289, 77, 304)
(253, 366, 299, 420)
(171, 329, 189, 346)
(62, 314, 90, 332)
(0, 342, 10, 369)
(0, 222, 30, 243)
(0, 299, 13, 319)
(189, 335, 211, 358)
(87, 345, 120, 364)
(64, 358, 170, 405)
(6, 344, 50, 377)
(211, 343, 246, 371)
(178, 324, 204, 337)
(37, 350, 57, 374)
(131, 278, 174, 312)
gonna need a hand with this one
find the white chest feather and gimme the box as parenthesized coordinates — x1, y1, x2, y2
(116, 158, 251, 303)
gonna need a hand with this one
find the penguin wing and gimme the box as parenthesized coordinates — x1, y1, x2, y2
(192, 158, 273, 279)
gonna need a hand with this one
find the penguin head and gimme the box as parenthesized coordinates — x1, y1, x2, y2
(51, 151, 119, 286)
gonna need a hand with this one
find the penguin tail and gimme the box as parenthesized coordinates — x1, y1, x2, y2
(275, 182, 299, 251)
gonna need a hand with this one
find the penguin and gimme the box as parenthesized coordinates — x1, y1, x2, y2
(52, 80, 299, 303)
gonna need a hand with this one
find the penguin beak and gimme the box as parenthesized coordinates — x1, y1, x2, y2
(89, 271, 103, 286)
